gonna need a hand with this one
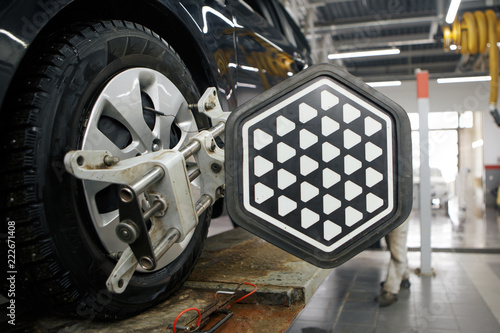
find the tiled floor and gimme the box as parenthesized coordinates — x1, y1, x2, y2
(281, 205, 500, 333)
(406, 204, 500, 249)
(286, 251, 500, 333)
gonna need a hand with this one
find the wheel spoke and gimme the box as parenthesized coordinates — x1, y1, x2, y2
(100, 72, 155, 153)
(81, 67, 201, 268)
(98, 211, 120, 229)
(82, 122, 125, 158)
(144, 77, 176, 149)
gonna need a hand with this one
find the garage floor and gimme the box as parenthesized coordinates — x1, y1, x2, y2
(209, 199, 500, 333)
(286, 250, 500, 333)
(280, 206, 500, 333)
(7, 202, 499, 332)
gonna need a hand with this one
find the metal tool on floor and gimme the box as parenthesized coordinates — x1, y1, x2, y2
(168, 282, 257, 333)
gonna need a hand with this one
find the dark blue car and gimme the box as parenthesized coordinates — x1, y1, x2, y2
(0, 0, 311, 319)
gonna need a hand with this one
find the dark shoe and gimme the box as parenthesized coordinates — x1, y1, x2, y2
(375, 291, 398, 307)
(380, 279, 411, 289)
(400, 278, 411, 289)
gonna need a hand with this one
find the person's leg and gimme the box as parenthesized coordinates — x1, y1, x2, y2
(376, 221, 409, 306)
(384, 221, 409, 294)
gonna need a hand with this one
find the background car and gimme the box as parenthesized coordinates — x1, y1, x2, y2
(413, 168, 453, 210)
(0, 0, 311, 319)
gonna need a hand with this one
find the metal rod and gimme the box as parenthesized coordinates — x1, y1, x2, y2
(189, 168, 201, 182)
(142, 201, 164, 221)
(153, 228, 181, 260)
(179, 140, 201, 160)
(208, 122, 225, 138)
(129, 166, 164, 195)
(178, 122, 226, 160)
(195, 194, 213, 217)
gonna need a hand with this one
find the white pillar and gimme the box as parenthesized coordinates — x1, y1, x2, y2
(416, 69, 433, 275)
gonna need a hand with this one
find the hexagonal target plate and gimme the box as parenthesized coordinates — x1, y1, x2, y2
(225, 64, 412, 268)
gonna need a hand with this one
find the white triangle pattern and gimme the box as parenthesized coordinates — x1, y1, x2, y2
(323, 168, 341, 189)
(365, 117, 382, 136)
(277, 142, 296, 163)
(301, 208, 320, 229)
(324, 221, 342, 241)
(323, 194, 341, 214)
(254, 156, 274, 177)
(366, 193, 384, 213)
(366, 168, 383, 187)
(277, 169, 296, 190)
(278, 195, 297, 216)
(246, 91, 392, 245)
(344, 155, 362, 175)
(321, 90, 339, 110)
(254, 183, 274, 204)
(300, 155, 319, 176)
(322, 116, 339, 136)
(276, 115, 295, 137)
(253, 129, 273, 150)
(343, 104, 361, 123)
(365, 142, 383, 162)
(345, 181, 362, 201)
(301, 182, 319, 202)
(322, 142, 340, 163)
(299, 103, 317, 123)
(300, 129, 318, 150)
(343, 129, 361, 149)
(345, 207, 363, 227)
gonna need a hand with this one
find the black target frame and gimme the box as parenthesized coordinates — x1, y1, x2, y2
(225, 63, 412, 268)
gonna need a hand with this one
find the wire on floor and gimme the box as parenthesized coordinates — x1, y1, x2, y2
(228, 282, 257, 309)
(171, 282, 257, 332)
(172, 307, 201, 333)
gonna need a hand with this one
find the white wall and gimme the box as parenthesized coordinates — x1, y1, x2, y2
(376, 80, 500, 166)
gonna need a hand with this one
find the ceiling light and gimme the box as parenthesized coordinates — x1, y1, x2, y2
(449, 44, 457, 51)
(437, 76, 491, 84)
(328, 48, 400, 60)
(367, 81, 402, 88)
(445, 0, 462, 24)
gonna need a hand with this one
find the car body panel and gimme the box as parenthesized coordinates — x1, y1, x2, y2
(0, 0, 311, 112)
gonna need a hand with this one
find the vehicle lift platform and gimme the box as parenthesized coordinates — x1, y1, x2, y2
(35, 227, 331, 332)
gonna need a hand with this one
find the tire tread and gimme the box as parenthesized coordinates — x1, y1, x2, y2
(1, 19, 209, 319)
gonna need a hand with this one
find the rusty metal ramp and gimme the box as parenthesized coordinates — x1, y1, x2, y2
(34, 228, 331, 332)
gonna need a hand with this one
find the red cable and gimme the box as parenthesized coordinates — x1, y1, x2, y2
(172, 282, 257, 331)
(228, 282, 257, 308)
(172, 307, 201, 333)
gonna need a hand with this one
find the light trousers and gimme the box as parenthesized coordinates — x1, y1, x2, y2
(383, 220, 410, 294)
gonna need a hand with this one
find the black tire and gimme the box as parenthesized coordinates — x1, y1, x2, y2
(1, 20, 211, 319)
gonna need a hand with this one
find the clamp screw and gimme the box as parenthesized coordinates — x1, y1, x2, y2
(116, 221, 139, 243)
(109, 252, 123, 260)
(104, 155, 120, 166)
(205, 101, 216, 110)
